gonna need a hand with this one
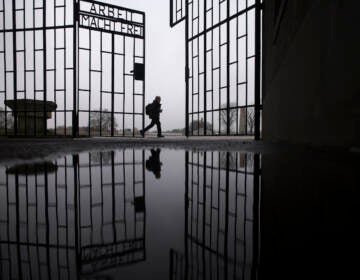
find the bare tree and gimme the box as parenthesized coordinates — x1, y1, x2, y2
(220, 103, 238, 133)
(0, 107, 14, 130)
(90, 151, 113, 164)
(89, 110, 118, 133)
(247, 108, 255, 134)
(189, 118, 212, 135)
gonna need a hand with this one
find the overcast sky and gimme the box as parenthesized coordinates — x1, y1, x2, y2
(110, 0, 186, 130)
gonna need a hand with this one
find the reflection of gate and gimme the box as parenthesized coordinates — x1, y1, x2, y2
(170, 0, 262, 138)
(0, 0, 145, 137)
(0, 149, 146, 278)
(170, 151, 261, 280)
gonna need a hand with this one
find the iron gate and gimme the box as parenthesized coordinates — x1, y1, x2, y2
(0, 0, 145, 137)
(170, 0, 262, 138)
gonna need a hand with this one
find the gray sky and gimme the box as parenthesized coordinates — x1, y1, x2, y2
(111, 0, 186, 130)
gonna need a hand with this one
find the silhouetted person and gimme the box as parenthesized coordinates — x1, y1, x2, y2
(140, 96, 164, 137)
(146, 149, 162, 179)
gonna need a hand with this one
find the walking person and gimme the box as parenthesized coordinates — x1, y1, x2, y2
(140, 96, 164, 137)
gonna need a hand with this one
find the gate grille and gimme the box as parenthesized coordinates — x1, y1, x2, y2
(0, 0, 145, 137)
(170, 0, 263, 138)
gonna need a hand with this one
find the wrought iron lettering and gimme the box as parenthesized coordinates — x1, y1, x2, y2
(80, 14, 143, 37)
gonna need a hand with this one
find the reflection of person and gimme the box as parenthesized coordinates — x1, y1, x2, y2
(140, 96, 164, 137)
(146, 149, 162, 179)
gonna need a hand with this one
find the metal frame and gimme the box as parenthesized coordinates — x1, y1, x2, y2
(0, 0, 145, 137)
(77, 0, 145, 137)
(170, 150, 261, 279)
(0, 149, 146, 279)
(170, 0, 263, 138)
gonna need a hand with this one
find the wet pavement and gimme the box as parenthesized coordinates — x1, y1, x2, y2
(0, 142, 358, 279)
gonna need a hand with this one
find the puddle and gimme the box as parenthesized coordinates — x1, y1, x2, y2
(0, 148, 357, 279)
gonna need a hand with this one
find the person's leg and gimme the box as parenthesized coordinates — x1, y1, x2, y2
(155, 119, 163, 136)
(143, 119, 156, 133)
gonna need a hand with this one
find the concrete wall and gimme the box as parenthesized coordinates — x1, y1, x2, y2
(263, 0, 360, 148)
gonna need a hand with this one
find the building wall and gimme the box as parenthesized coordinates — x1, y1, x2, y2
(263, 0, 360, 148)
(260, 151, 359, 279)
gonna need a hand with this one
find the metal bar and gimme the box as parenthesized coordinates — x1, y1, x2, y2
(202, 152, 207, 279)
(88, 28, 91, 136)
(185, 0, 189, 137)
(132, 18, 135, 137)
(196, 0, 200, 136)
(254, 0, 261, 140)
(170, 0, 174, 27)
(218, 1, 221, 135)
(236, 0, 239, 134)
(12, 0, 18, 135)
(142, 18, 145, 134)
(80, 0, 145, 15)
(111, 151, 116, 242)
(73, 0, 79, 137)
(226, 0, 230, 135)
(1, 0, 7, 135)
(22, 0, 27, 135)
(185, 151, 189, 280)
(122, 35, 125, 136)
(42, 0, 47, 136)
(63, 5, 67, 136)
(1, 25, 75, 33)
(251, 153, 260, 280)
(54, 14, 57, 135)
(245, 1, 248, 135)
(188, 4, 257, 42)
(111, 33, 115, 136)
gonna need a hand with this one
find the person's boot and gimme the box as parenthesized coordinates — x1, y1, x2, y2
(157, 134, 164, 138)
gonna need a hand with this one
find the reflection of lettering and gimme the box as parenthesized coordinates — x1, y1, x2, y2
(81, 240, 143, 262)
(80, 14, 143, 37)
(81, 240, 144, 273)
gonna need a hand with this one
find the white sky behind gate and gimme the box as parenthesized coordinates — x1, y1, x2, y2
(114, 0, 186, 130)
(0, 0, 186, 131)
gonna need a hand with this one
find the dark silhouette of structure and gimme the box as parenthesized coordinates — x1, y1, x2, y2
(262, 0, 360, 148)
(170, 151, 261, 279)
(0, 0, 145, 137)
(170, 0, 263, 138)
(145, 149, 162, 178)
(0, 150, 146, 279)
(141, 96, 164, 137)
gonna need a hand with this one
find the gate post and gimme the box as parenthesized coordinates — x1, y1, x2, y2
(73, 0, 79, 138)
(255, 0, 262, 140)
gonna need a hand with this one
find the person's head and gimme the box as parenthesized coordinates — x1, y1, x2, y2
(155, 96, 161, 103)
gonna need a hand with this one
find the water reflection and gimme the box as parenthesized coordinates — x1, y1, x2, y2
(145, 149, 162, 179)
(169, 151, 260, 280)
(2, 148, 355, 279)
(0, 150, 146, 279)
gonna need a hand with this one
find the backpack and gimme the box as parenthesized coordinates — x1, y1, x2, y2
(145, 103, 153, 115)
